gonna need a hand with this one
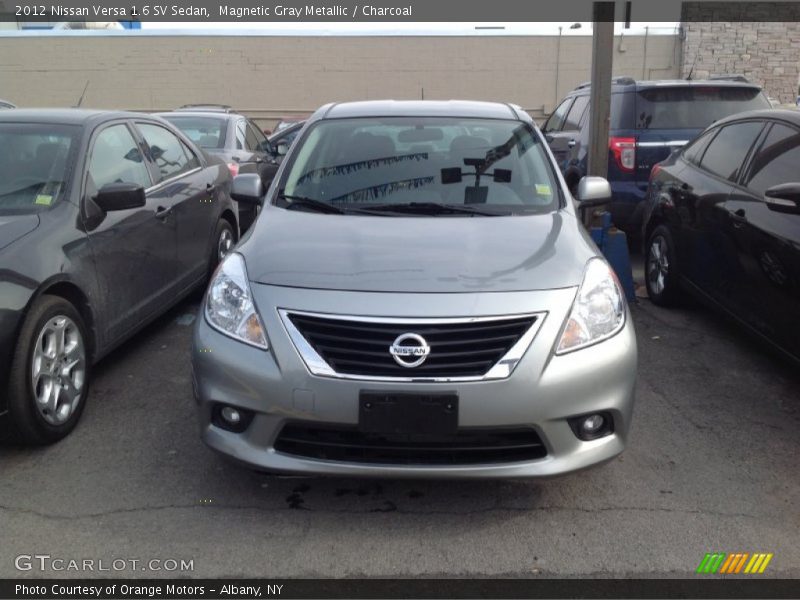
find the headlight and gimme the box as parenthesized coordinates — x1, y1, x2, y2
(556, 258, 625, 354)
(205, 253, 268, 349)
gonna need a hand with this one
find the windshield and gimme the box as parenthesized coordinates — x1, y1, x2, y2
(0, 123, 79, 215)
(278, 117, 561, 216)
(161, 115, 227, 149)
(635, 86, 771, 130)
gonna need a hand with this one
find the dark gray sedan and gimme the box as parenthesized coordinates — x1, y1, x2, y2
(0, 109, 242, 444)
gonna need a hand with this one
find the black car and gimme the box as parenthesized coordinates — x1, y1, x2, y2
(643, 109, 800, 362)
(0, 109, 244, 444)
(158, 108, 278, 231)
(544, 78, 771, 235)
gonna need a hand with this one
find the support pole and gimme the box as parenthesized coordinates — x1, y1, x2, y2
(587, 2, 615, 179)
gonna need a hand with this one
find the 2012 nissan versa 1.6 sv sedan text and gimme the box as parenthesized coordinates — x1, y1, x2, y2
(192, 100, 638, 478)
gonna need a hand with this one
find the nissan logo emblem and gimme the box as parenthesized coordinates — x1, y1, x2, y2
(389, 333, 431, 368)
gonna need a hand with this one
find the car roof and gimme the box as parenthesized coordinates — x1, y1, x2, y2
(570, 78, 763, 94)
(318, 100, 524, 121)
(0, 108, 160, 126)
(157, 111, 233, 120)
(708, 108, 800, 128)
(174, 104, 236, 113)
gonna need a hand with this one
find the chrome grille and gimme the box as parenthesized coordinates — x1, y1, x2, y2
(281, 311, 541, 380)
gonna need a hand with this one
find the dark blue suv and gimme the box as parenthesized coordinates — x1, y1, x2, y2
(543, 77, 771, 235)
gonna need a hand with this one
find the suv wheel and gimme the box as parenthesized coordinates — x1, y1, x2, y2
(4, 296, 90, 444)
(645, 224, 682, 306)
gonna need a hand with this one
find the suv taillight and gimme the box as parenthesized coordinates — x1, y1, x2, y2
(227, 162, 240, 177)
(609, 137, 636, 173)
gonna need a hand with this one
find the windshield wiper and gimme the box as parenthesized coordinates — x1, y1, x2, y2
(278, 193, 346, 214)
(360, 202, 507, 216)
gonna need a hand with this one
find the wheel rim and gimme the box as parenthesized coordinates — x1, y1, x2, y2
(647, 235, 670, 295)
(218, 228, 233, 262)
(30, 315, 86, 426)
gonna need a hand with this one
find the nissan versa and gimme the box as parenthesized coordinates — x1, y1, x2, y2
(192, 100, 638, 478)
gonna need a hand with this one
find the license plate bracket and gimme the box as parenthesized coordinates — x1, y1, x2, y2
(359, 392, 458, 435)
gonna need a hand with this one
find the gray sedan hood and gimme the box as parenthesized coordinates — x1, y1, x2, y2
(242, 206, 596, 293)
(0, 214, 40, 253)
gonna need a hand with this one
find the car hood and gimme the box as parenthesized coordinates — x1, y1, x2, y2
(0, 214, 40, 253)
(241, 206, 596, 293)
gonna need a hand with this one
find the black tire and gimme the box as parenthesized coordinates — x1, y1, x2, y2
(208, 218, 236, 277)
(3, 296, 91, 445)
(644, 224, 682, 306)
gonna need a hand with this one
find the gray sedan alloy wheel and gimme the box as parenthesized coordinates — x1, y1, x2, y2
(31, 315, 87, 425)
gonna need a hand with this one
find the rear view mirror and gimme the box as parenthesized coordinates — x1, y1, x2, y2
(765, 182, 800, 214)
(231, 174, 264, 205)
(576, 176, 612, 207)
(94, 182, 146, 212)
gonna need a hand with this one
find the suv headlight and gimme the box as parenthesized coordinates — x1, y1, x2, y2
(557, 258, 625, 354)
(205, 253, 268, 349)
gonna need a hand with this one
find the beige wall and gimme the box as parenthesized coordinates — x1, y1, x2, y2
(0, 33, 681, 127)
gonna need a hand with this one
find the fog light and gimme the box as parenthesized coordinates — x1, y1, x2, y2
(212, 404, 254, 433)
(581, 414, 605, 435)
(568, 411, 613, 441)
(221, 406, 241, 425)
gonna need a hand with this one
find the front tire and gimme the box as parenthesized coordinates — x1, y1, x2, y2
(645, 224, 682, 306)
(208, 218, 235, 277)
(4, 296, 90, 445)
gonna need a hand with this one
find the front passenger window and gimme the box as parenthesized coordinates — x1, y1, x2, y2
(137, 123, 195, 183)
(543, 99, 573, 133)
(745, 123, 800, 196)
(88, 125, 151, 191)
(699, 122, 763, 182)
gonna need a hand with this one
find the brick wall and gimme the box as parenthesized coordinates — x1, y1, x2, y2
(0, 33, 680, 128)
(682, 6, 800, 103)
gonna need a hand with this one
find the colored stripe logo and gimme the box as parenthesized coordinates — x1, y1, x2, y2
(696, 552, 773, 574)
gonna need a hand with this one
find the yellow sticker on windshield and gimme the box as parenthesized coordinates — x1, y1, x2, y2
(34, 194, 53, 206)
(535, 184, 552, 196)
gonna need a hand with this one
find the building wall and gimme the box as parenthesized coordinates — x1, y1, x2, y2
(0, 33, 681, 128)
(682, 7, 800, 103)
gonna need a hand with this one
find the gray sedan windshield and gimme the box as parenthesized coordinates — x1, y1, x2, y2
(279, 117, 560, 216)
(0, 123, 78, 215)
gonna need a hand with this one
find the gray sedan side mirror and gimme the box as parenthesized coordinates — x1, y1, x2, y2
(276, 142, 289, 157)
(576, 176, 612, 207)
(94, 182, 146, 212)
(231, 174, 265, 205)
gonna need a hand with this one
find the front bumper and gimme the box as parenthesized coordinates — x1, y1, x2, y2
(192, 285, 637, 479)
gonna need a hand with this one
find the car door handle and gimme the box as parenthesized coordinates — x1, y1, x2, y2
(731, 208, 746, 228)
(206, 183, 216, 193)
(567, 139, 576, 148)
(154, 205, 173, 219)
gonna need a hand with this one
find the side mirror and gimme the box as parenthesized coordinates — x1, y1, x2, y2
(231, 174, 264, 205)
(276, 142, 289, 157)
(765, 182, 800, 214)
(94, 182, 146, 212)
(576, 176, 612, 207)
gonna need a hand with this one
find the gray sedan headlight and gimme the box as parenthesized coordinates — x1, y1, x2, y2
(205, 253, 268, 349)
(556, 258, 625, 354)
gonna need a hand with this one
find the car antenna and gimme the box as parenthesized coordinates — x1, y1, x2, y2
(74, 80, 90, 108)
(686, 53, 698, 81)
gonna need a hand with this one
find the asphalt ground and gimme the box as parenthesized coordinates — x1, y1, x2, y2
(2, 260, 799, 579)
